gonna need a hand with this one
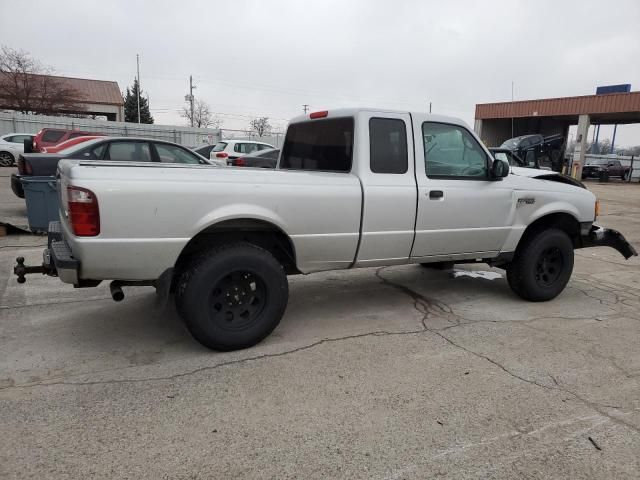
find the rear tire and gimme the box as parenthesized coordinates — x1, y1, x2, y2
(506, 228, 574, 301)
(176, 242, 288, 351)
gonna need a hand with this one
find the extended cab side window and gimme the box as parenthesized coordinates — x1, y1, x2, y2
(280, 117, 354, 172)
(369, 118, 407, 174)
(422, 122, 487, 179)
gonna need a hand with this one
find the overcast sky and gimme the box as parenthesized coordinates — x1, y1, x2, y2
(3, 0, 640, 145)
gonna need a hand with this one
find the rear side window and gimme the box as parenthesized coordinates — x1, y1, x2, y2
(155, 143, 201, 164)
(106, 141, 152, 162)
(234, 143, 260, 154)
(280, 118, 354, 172)
(212, 142, 227, 152)
(41, 130, 65, 143)
(369, 118, 408, 174)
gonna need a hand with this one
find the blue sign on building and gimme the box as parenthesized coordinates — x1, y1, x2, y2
(596, 84, 631, 95)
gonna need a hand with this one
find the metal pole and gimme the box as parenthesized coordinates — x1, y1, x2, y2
(594, 125, 600, 153)
(189, 75, 195, 128)
(611, 124, 618, 154)
(629, 155, 634, 183)
(429, 102, 432, 114)
(511, 81, 514, 138)
(302, 104, 309, 114)
(136, 54, 141, 124)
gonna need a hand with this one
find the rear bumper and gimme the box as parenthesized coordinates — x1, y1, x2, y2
(10, 173, 24, 198)
(47, 221, 80, 284)
(579, 225, 638, 259)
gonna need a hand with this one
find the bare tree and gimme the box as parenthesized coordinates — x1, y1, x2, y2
(0, 46, 86, 115)
(249, 117, 272, 137)
(181, 99, 223, 129)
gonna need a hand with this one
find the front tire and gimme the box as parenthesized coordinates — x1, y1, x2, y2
(506, 228, 574, 301)
(176, 242, 289, 351)
(0, 151, 14, 167)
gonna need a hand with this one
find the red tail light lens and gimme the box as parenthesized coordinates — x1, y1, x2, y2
(67, 186, 100, 236)
(310, 110, 328, 119)
(235, 157, 246, 166)
(17, 157, 26, 174)
(216, 152, 228, 158)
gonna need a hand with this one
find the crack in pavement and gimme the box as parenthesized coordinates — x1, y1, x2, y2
(0, 328, 430, 391)
(374, 267, 640, 435)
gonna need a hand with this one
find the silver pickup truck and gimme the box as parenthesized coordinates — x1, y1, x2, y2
(14, 108, 637, 351)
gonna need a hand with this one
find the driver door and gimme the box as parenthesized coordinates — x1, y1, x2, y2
(410, 119, 515, 260)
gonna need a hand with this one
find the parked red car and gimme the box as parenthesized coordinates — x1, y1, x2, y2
(42, 135, 104, 153)
(32, 128, 102, 152)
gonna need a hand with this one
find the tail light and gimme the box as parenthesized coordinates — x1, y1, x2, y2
(216, 152, 228, 158)
(17, 157, 27, 175)
(310, 110, 328, 119)
(234, 157, 246, 166)
(67, 186, 100, 236)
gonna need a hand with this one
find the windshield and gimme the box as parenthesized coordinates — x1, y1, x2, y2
(499, 139, 519, 149)
(57, 138, 104, 155)
(212, 142, 227, 152)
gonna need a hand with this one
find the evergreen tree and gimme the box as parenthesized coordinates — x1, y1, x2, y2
(123, 79, 153, 124)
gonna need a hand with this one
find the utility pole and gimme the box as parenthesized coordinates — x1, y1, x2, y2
(189, 75, 196, 128)
(429, 102, 432, 114)
(136, 54, 141, 124)
(511, 81, 514, 138)
(302, 104, 309, 114)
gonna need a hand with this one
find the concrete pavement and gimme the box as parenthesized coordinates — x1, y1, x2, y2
(1, 179, 639, 479)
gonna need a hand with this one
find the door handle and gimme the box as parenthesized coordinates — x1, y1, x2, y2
(429, 190, 444, 200)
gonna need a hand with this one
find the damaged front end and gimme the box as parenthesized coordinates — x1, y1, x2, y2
(578, 225, 638, 259)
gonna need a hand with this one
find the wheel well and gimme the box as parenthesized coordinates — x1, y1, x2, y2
(175, 219, 299, 277)
(519, 213, 581, 249)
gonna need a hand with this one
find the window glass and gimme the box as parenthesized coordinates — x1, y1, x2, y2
(107, 142, 152, 162)
(369, 118, 408, 174)
(212, 142, 227, 152)
(422, 122, 487, 178)
(155, 143, 201, 164)
(88, 143, 107, 160)
(41, 130, 65, 143)
(234, 143, 260, 154)
(195, 145, 214, 157)
(280, 117, 354, 172)
(15, 135, 33, 143)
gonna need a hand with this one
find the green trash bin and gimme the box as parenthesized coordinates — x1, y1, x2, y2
(21, 176, 60, 233)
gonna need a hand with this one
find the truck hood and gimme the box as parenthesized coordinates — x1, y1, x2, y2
(510, 167, 586, 189)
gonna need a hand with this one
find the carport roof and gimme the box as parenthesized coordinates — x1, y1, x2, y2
(475, 91, 640, 125)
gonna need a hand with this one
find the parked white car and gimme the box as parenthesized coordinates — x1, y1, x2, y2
(0, 133, 35, 166)
(210, 140, 275, 166)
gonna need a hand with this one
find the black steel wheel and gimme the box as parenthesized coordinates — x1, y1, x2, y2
(534, 247, 563, 288)
(209, 271, 267, 331)
(176, 242, 288, 351)
(507, 228, 574, 301)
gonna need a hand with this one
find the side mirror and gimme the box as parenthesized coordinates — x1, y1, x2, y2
(491, 158, 509, 180)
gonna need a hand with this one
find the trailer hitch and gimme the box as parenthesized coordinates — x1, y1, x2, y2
(14, 255, 55, 284)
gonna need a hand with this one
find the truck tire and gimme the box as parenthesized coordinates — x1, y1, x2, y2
(506, 228, 574, 302)
(175, 242, 288, 351)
